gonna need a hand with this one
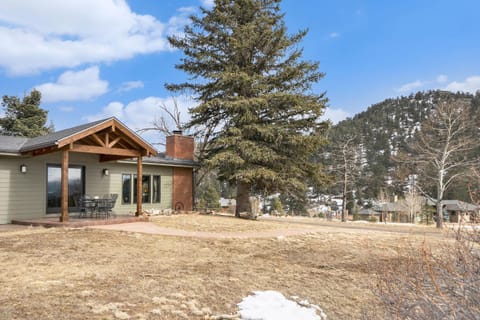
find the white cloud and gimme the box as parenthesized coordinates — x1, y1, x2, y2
(119, 81, 144, 92)
(445, 76, 480, 94)
(322, 107, 350, 124)
(84, 96, 196, 141)
(0, 0, 192, 75)
(165, 6, 197, 37)
(200, 0, 215, 8)
(396, 80, 425, 93)
(329, 32, 340, 38)
(35, 66, 108, 102)
(436, 74, 448, 83)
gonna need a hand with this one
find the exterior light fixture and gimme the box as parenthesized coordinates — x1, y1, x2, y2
(102, 168, 109, 176)
(20, 164, 27, 173)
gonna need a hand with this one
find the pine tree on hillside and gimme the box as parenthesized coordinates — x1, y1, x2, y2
(0, 89, 53, 137)
(328, 90, 478, 201)
(167, 0, 329, 216)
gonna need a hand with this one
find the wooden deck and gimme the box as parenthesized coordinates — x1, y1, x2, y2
(11, 215, 148, 228)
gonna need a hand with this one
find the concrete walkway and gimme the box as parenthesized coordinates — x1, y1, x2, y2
(0, 224, 30, 232)
(90, 221, 317, 239)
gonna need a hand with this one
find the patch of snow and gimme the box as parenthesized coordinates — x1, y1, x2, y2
(238, 291, 326, 320)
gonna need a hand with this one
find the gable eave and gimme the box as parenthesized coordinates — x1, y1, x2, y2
(19, 117, 158, 157)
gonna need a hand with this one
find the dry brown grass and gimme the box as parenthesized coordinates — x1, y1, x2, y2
(151, 214, 311, 233)
(0, 217, 446, 319)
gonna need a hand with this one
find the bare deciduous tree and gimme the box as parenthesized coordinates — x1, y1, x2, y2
(137, 98, 185, 146)
(328, 135, 362, 222)
(402, 190, 423, 223)
(138, 98, 216, 191)
(408, 99, 478, 228)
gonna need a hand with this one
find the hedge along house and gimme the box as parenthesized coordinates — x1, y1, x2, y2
(0, 117, 196, 224)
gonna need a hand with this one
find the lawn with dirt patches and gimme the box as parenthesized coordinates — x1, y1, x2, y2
(151, 214, 313, 233)
(0, 218, 447, 319)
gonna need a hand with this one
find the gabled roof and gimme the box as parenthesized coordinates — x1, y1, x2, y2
(0, 117, 157, 159)
(21, 119, 106, 152)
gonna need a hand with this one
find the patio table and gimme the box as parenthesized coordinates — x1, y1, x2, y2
(79, 194, 117, 219)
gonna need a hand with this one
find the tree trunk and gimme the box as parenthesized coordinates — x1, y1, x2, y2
(236, 181, 251, 217)
(436, 201, 443, 229)
(341, 170, 347, 222)
(436, 174, 444, 228)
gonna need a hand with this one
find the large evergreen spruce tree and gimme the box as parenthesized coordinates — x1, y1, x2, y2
(167, 0, 329, 215)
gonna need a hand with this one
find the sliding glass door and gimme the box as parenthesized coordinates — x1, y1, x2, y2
(46, 165, 85, 213)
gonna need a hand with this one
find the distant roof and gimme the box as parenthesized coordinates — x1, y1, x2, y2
(374, 199, 480, 213)
(373, 202, 407, 212)
(426, 199, 480, 212)
(358, 208, 378, 215)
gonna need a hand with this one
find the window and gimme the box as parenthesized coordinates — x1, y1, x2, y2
(123, 174, 160, 204)
(152, 175, 161, 203)
(142, 175, 151, 203)
(133, 175, 151, 204)
(46, 164, 85, 213)
(122, 174, 131, 204)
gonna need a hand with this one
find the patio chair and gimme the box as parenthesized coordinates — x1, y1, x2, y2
(79, 195, 96, 218)
(97, 194, 118, 219)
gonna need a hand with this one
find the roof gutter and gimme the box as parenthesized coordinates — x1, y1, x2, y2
(0, 152, 22, 157)
(116, 159, 198, 168)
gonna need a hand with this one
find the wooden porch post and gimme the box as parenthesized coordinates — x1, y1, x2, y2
(136, 153, 143, 216)
(60, 149, 69, 222)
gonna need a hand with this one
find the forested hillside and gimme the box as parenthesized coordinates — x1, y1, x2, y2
(321, 90, 480, 204)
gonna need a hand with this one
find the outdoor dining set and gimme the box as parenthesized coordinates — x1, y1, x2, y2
(77, 194, 118, 219)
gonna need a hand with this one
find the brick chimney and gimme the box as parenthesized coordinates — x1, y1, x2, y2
(166, 130, 194, 160)
(165, 131, 195, 212)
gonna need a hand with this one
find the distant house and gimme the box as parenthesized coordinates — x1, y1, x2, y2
(373, 198, 480, 223)
(357, 208, 379, 221)
(0, 117, 196, 224)
(426, 199, 480, 223)
(373, 201, 412, 223)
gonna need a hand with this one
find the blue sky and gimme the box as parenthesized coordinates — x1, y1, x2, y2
(0, 0, 479, 145)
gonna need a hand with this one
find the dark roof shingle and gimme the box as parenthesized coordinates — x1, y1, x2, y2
(20, 118, 108, 152)
(0, 136, 29, 153)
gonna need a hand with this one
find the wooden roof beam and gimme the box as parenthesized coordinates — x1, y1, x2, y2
(70, 144, 140, 157)
(91, 133, 105, 147)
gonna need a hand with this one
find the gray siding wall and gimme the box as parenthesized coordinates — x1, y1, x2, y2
(0, 152, 173, 224)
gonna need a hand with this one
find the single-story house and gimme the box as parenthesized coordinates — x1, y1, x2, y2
(356, 208, 379, 221)
(0, 117, 196, 224)
(374, 198, 480, 223)
(373, 202, 404, 222)
(426, 199, 480, 223)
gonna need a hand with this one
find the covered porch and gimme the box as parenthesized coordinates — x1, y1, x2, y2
(19, 117, 158, 223)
